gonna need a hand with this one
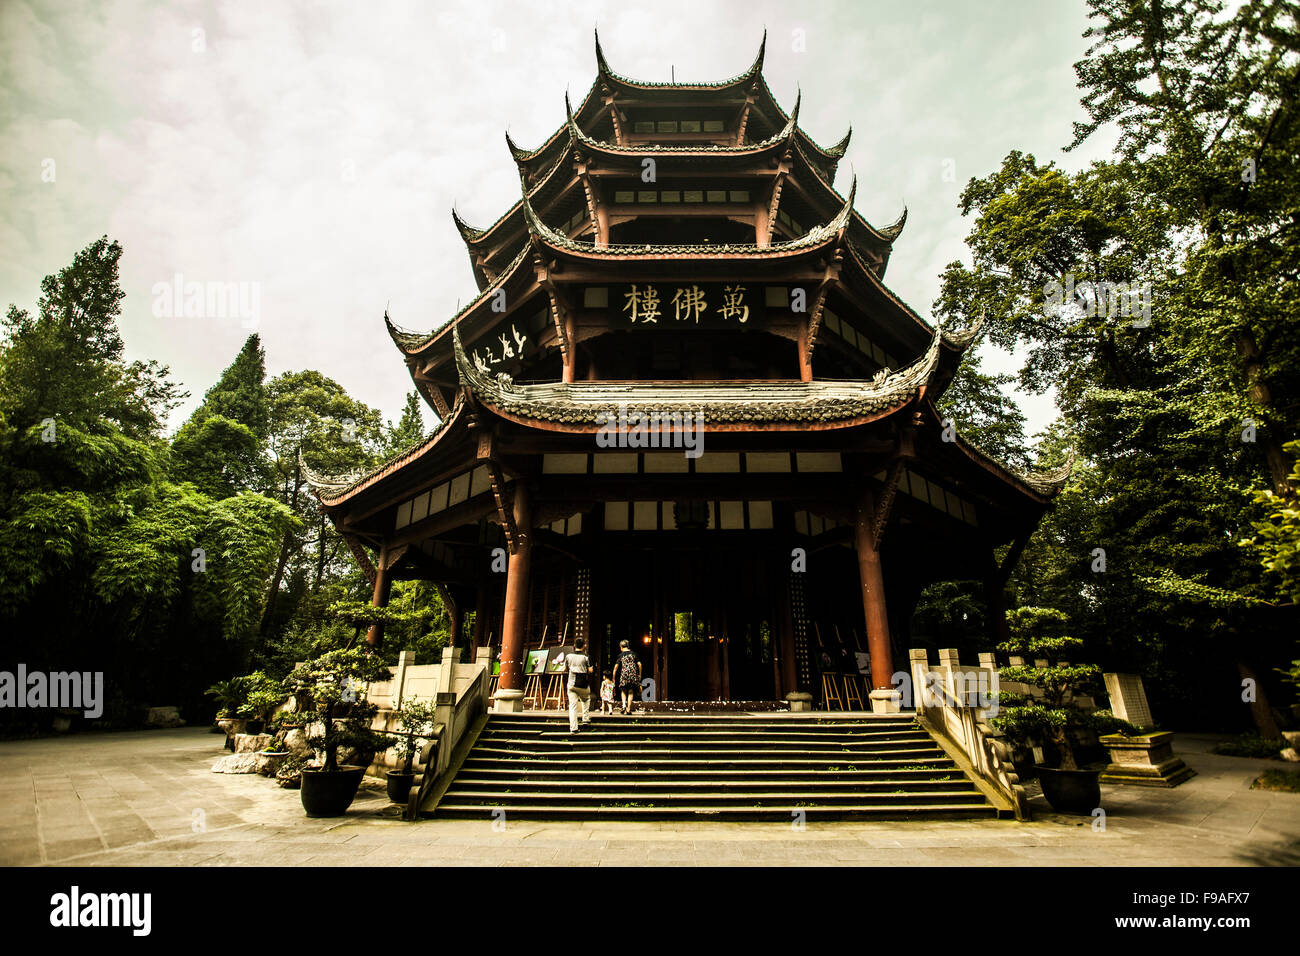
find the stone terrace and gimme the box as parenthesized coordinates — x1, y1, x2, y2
(0, 727, 1296, 867)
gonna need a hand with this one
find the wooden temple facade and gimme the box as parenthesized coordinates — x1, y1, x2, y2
(307, 33, 1069, 712)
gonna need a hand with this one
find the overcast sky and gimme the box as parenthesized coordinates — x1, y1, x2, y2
(1, 0, 1114, 441)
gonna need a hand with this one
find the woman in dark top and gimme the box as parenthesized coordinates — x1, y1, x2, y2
(612, 639, 642, 715)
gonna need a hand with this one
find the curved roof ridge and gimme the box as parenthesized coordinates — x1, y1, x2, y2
(459, 138, 578, 250)
(791, 139, 897, 246)
(595, 27, 766, 90)
(755, 76, 856, 164)
(451, 207, 484, 243)
(951, 431, 1075, 500)
(454, 320, 942, 426)
(309, 394, 470, 506)
(387, 242, 532, 355)
(563, 87, 798, 155)
(843, 240, 936, 337)
(520, 173, 854, 258)
(940, 313, 983, 351)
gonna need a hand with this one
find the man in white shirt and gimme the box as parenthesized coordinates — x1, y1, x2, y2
(565, 638, 593, 734)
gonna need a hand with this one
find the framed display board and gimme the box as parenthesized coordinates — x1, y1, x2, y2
(547, 646, 575, 672)
(525, 649, 549, 675)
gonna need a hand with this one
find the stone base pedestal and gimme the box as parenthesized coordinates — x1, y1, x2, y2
(493, 688, 525, 713)
(785, 691, 813, 713)
(1099, 732, 1195, 787)
(869, 689, 902, 714)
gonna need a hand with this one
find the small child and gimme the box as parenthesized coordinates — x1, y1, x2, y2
(600, 670, 615, 715)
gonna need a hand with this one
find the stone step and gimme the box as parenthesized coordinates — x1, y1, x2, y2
(426, 713, 997, 820)
(441, 789, 986, 806)
(455, 766, 959, 781)
(451, 776, 972, 791)
(434, 803, 1002, 820)
(469, 744, 948, 762)
(486, 716, 917, 729)
(462, 754, 951, 770)
(478, 733, 935, 749)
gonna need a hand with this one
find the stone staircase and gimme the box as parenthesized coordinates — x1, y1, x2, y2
(428, 712, 1005, 820)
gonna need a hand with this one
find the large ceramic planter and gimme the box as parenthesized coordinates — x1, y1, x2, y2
(386, 770, 416, 804)
(1036, 766, 1102, 814)
(300, 766, 365, 817)
(1099, 732, 1195, 787)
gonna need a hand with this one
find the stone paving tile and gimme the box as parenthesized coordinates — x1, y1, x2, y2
(4, 727, 1298, 866)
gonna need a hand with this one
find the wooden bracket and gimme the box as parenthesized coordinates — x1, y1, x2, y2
(601, 85, 624, 145)
(533, 250, 573, 363)
(806, 248, 843, 355)
(574, 156, 603, 246)
(995, 531, 1032, 587)
(342, 532, 377, 586)
(486, 462, 519, 553)
(381, 544, 410, 572)
(872, 459, 905, 550)
(735, 87, 757, 145)
(764, 151, 792, 245)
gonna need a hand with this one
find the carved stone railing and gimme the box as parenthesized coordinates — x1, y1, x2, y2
(908, 647, 1030, 821)
(403, 646, 492, 820)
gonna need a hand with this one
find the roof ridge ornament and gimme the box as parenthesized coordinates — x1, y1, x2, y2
(941, 312, 983, 350)
(505, 129, 533, 164)
(802, 173, 856, 245)
(563, 87, 796, 155)
(594, 26, 610, 75)
(881, 205, 908, 241)
(592, 28, 767, 89)
(828, 126, 852, 158)
(384, 307, 431, 350)
(1014, 447, 1076, 495)
(298, 448, 366, 496)
(451, 207, 483, 242)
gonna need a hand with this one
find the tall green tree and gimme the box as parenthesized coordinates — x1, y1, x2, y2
(383, 390, 426, 457)
(259, 370, 384, 634)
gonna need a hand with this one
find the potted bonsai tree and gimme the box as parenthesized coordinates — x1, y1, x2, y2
(206, 677, 249, 750)
(385, 699, 439, 804)
(991, 606, 1133, 814)
(237, 670, 285, 735)
(283, 647, 395, 817)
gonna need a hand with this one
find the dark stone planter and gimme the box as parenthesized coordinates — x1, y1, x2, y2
(1036, 766, 1102, 815)
(215, 717, 246, 751)
(386, 770, 416, 804)
(300, 767, 365, 817)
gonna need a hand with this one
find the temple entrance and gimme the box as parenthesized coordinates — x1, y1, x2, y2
(590, 540, 778, 702)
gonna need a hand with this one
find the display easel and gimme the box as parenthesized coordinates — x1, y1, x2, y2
(820, 673, 845, 710)
(836, 626, 866, 711)
(541, 621, 570, 710)
(814, 623, 845, 710)
(521, 625, 549, 709)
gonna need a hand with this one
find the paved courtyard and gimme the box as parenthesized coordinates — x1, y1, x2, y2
(1, 727, 1296, 866)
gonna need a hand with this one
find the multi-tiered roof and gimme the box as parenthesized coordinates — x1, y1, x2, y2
(311, 32, 1068, 526)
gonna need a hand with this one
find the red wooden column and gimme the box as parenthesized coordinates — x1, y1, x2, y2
(561, 312, 577, 384)
(796, 326, 814, 382)
(853, 489, 900, 712)
(471, 581, 489, 647)
(364, 545, 392, 647)
(446, 590, 463, 657)
(494, 484, 533, 710)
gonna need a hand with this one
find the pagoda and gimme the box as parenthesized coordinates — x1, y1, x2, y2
(306, 32, 1070, 712)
